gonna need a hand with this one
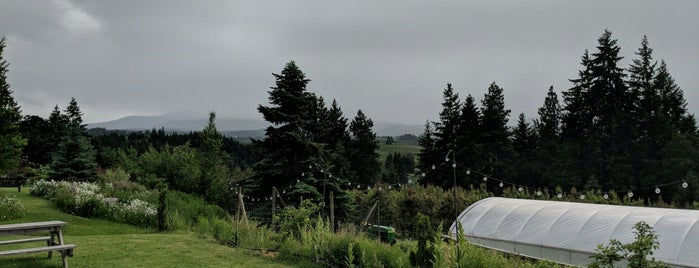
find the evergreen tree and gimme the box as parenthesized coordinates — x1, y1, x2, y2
(349, 109, 380, 185)
(455, 94, 482, 186)
(253, 61, 324, 202)
(49, 99, 98, 181)
(199, 112, 232, 205)
(535, 86, 565, 188)
(589, 30, 635, 188)
(0, 37, 26, 174)
(511, 113, 538, 186)
(479, 82, 512, 179)
(417, 121, 438, 183)
(431, 84, 462, 188)
(252, 61, 354, 220)
(655, 61, 696, 135)
(536, 86, 561, 142)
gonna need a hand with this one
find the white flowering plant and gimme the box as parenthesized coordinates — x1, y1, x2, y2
(0, 195, 25, 221)
(29, 180, 157, 228)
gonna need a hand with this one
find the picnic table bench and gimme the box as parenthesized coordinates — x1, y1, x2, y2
(0, 221, 76, 268)
(0, 177, 24, 192)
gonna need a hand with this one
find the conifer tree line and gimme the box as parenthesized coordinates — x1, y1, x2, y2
(419, 30, 698, 205)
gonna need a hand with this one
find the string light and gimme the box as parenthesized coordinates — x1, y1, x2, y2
(466, 170, 471, 175)
(655, 187, 661, 194)
(499, 182, 504, 188)
(483, 176, 488, 182)
(580, 194, 585, 200)
(557, 193, 563, 199)
(682, 181, 689, 189)
(518, 187, 523, 192)
(536, 190, 542, 196)
(628, 192, 634, 198)
(452, 163, 456, 168)
(603, 194, 609, 200)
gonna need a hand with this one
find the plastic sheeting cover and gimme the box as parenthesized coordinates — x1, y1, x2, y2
(450, 197, 699, 267)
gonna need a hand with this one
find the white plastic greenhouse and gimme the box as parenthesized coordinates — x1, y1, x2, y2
(450, 197, 699, 267)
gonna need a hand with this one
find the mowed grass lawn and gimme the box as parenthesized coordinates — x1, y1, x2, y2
(0, 188, 301, 268)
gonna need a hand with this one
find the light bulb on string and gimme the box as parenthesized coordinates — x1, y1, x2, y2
(368, 186, 372, 190)
(499, 182, 504, 188)
(536, 190, 542, 196)
(445, 157, 450, 162)
(557, 193, 562, 199)
(421, 172, 426, 177)
(580, 194, 585, 200)
(408, 179, 412, 184)
(628, 191, 634, 198)
(603, 194, 609, 200)
(357, 185, 360, 189)
(466, 170, 471, 175)
(347, 182, 351, 186)
(432, 165, 436, 170)
(378, 187, 382, 191)
(388, 185, 392, 190)
(655, 187, 661, 194)
(483, 176, 488, 182)
(301, 172, 305, 177)
(518, 187, 523, 192)
(682, 181, 689, 189)
(452, 163, 456, 168)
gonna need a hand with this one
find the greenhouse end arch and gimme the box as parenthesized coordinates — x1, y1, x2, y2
(450, 197, 699, 267)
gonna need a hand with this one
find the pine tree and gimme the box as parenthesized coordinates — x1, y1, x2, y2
(417, 121, 438, 184)
(49, 99, 98, 181)
(655, 61, 695, 135)
(0, 37, 27, 174)
(431, 83, 463, 188)
(511, 113, 539, 186)
(348, 110, 380, 185)
(588, 30, 635, 189)
(536, 86, 561, 142)
(199, 112, 231, 204)
(535, 86, 565, 188)
(455, 94, 482, 186)
(253, 61, 324, 201)
(479, 82, 512, 178)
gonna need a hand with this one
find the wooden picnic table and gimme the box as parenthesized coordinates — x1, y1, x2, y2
(0, 221, 76, 268)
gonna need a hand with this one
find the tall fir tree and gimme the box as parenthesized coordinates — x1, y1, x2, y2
(536, 86, 561, 142)
(253, 61, 324, 201)
(199, 112, 232, 205)
(455, 94, 482, 186)
(252, 61, 354, 220)
(588, 30, 635, 189)
(0, 37, 27, 174)
(479, 82, 512, 179)
(49, 99, 98, 181)
(417, 121, 438, 183)
(511, 113, 539, 186)
(535, 86, 565, 188)
(348, 109, 380, 185)
(431, 83, 462, 188)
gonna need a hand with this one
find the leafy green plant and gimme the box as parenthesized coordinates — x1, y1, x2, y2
(0, 194, 24, 221)
(410, 212, 438, 268)
(589, 221, 669, 268)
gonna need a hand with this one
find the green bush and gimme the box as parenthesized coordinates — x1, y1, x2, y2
(0, 194, 25, 221)
(589, 221, 669, 268)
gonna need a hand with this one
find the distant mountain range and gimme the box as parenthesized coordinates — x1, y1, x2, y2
(87, 114, 423, 137)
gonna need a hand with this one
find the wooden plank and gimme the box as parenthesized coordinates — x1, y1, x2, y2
(0, 244, 76, 257)
(0, 221, 67, 233)
(0, 236, 51, 246)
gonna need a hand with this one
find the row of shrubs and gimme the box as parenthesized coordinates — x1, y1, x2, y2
(30, 179, 158, 227)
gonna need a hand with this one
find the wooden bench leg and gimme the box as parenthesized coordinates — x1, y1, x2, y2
(61, 249, 69, 268)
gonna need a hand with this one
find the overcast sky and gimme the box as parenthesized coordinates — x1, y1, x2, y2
(1, 0, 697, 125)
